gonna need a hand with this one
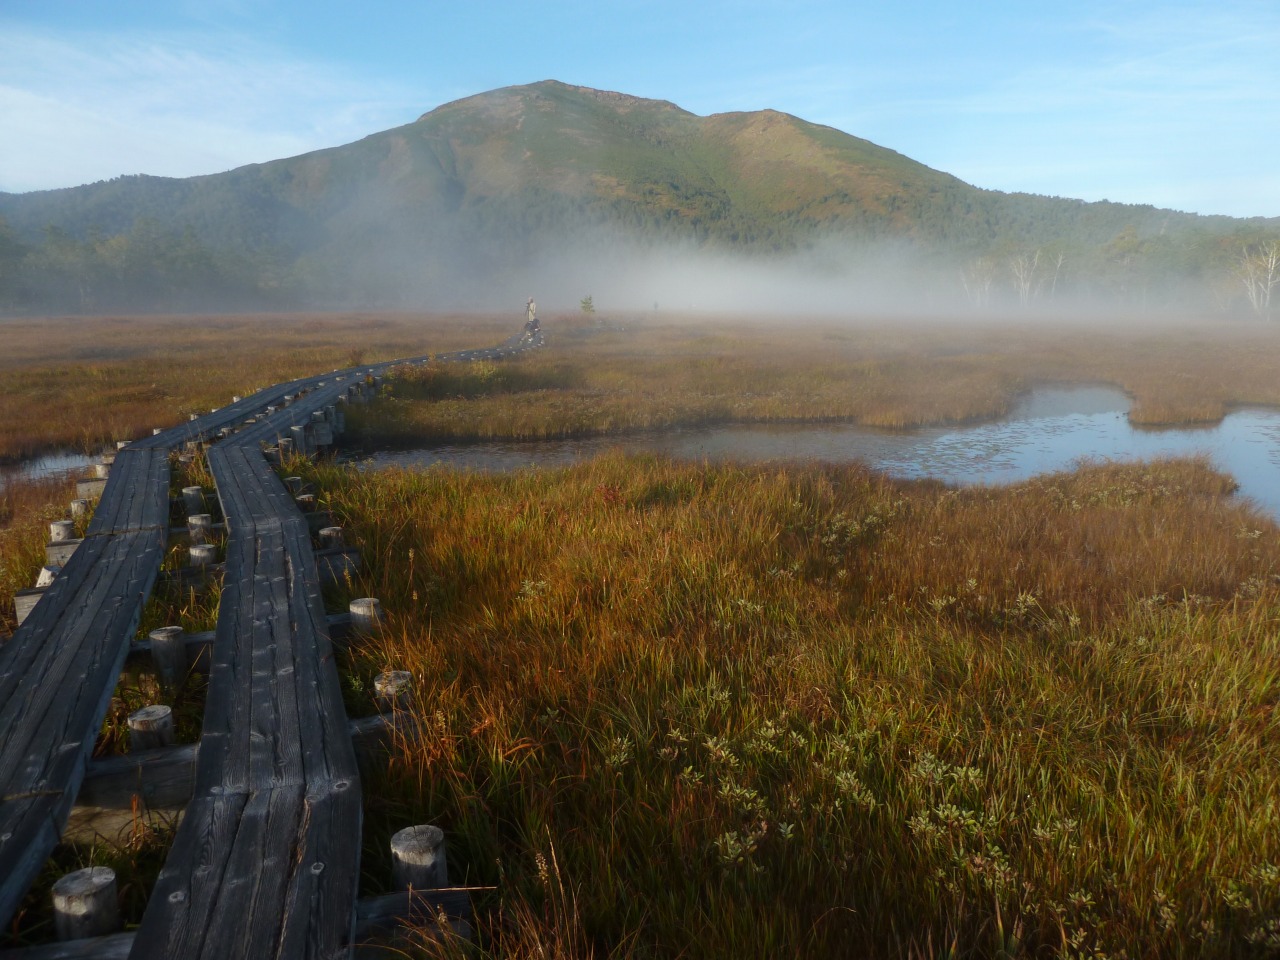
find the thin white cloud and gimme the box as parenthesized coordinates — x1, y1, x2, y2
(0, 26, 424, 192)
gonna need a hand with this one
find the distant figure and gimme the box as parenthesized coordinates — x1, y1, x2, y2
(522, 296, 540, 342)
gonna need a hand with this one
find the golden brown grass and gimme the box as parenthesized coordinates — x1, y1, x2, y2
(6, 311, 1280, 466)
(352, 313, 1280, 450)
(7, 311, 1280, 955)
(0, 312, 519, 463)
(300, 451, 1280, 958)
(0, 474, 78, 635)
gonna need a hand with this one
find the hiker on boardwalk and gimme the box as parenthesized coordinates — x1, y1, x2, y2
(522, 297, 540, 342)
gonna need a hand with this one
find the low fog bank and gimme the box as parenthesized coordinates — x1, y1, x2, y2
(348, 229, 1258, 325)
(4, 204, 1272, 323)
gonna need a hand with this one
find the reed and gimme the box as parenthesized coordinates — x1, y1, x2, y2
(294, 451, 1280, 958)
(0, 473, 77, 635)
(350, 314, 1280, 450)
(0, 312, 517, 463)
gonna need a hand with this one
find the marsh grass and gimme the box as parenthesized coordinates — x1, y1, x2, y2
(8, 313, 1280, 955)
(0, 473, 77, 634)
(0, 312, 518, 463)
(351, 316, 1280, 450)
(296, 452, 1280, 958)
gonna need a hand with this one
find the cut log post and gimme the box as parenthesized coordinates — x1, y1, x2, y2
(70, 498, 90, 517)
(181, 486, 205, 514)
(115, 440, 130, 451)
(50, 519, 76, 542)
(278, 437, 295, 458)
(187, 513, 213, 543)
(35, 565, 61, 588)
(189, 543, 217, 568)
(128, 705, 175, 751)
(93, 462, 110, 479)
(46, 539, 81, 565)
(14, 587, 45, 625)
(390, 825, 448, 890)
(283, 476, 304, 494)
(374, 670, 413, 710)
(349, 598, 383, 636)
(318, 526, 344, 550)
(76, 477, 108, 499)
(149, 626, 187, 690)
(296, 493, 316, 513)
(290, 424, 310, 456)
(52, 866, 119, 941)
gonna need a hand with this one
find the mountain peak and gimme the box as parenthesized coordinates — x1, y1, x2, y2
(417, 80, 689, 123)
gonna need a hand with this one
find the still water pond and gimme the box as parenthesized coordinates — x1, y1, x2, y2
(364, 386, 1280, 520)
(0, 450, 96, 491)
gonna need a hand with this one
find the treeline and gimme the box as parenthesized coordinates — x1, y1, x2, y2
(0, 215, 312, 313)
(1, 195, 1277, 317)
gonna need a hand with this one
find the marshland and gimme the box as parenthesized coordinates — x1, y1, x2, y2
(4, 311, 1280, 958)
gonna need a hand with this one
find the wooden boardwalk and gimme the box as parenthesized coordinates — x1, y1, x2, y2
(0, 334, 534, 957)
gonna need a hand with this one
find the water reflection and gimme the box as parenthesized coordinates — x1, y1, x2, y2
(363, 386, 1280, 520)
(0, 451, 96, 492)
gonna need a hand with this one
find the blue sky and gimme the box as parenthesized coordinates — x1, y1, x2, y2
(1, 0, 1277, 217)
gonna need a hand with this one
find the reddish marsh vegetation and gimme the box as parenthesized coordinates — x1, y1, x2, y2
(0, 312, 518, 463)
(351, 314, 1280, 450)
(301, 451, 1280, 958)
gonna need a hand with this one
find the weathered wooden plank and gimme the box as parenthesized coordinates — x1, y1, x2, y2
(0, 930, 136, 960)
(45, 539, 82, 566)
(129, 792, 250, 960)
(79, 715, 395, 810)
(77, 744, 199, 810)
(353, 888, 478, 934)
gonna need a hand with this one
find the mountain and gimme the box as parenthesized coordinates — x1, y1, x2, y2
(1, 80, 1277, 314)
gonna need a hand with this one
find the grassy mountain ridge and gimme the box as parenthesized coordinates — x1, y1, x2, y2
(0, 80, 1276, 312)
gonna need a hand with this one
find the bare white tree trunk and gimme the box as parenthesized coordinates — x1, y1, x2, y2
(960, 257, 996, 308)
(1009, 250, 1041, 307)
(1237, 242, 1280, 320)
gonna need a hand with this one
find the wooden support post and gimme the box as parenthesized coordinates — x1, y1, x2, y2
(52, 866, 119, 941)
(50, 519, 76, 542)
(92, 463, 110, 479)
(36, 565, 61, 588)
(318, 526, 344, 549)
(295, 493, 316, 512)
(128, 705, 175, 751)
(47, 539, 82, 565)
(70, 498, 90, 517)
(278, 437, 295, 458)
(290, 424, 309, 456)
(390, 825, 448, 890)
(349, 598, 383, 636)
(181, 486, 205, 514)
(282, 476, 304, 494)
(149, 626, 187, 690)
(374, 671, 413, 710)
(189, 543, 217, 568)
(187, 514, 213, 543)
